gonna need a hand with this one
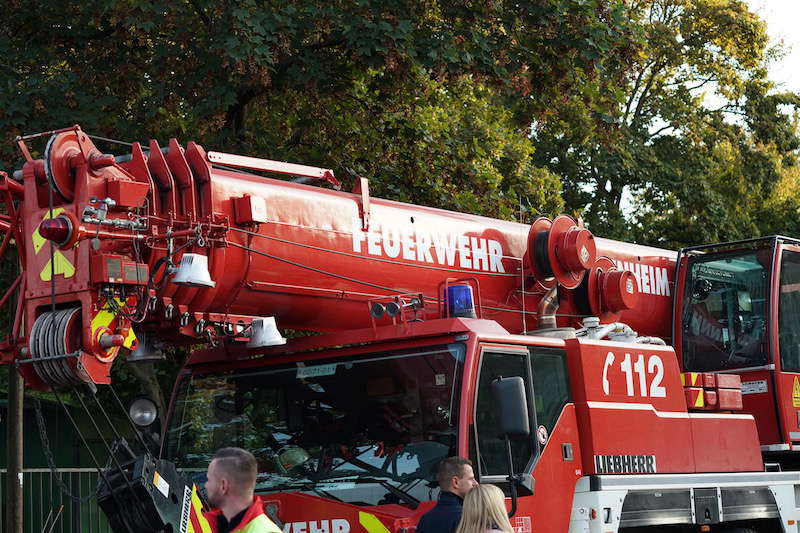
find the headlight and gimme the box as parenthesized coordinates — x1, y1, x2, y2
(129, 397, 158, 427)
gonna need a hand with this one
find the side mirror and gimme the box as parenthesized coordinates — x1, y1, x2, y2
(491, 376, 530, 437)
(491, 376, 530, 518)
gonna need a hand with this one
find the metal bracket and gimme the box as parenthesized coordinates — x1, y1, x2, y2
(15, 351, 81, 365)
(206, 151, 341, 190)
(353, 177, 370, 230)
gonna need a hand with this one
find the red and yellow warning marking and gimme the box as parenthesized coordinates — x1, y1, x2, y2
(33, 208, 76, 281)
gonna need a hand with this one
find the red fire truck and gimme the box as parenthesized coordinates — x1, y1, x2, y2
(2, 125, 800, 532)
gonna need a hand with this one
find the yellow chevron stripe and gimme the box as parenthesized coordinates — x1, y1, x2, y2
(359, 512, 391, 533)
(694, 390, 704, 408)
(39, 250, 75, 280)
(189, 485, 212, 533)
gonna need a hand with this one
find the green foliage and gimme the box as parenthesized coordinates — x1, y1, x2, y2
(532, 0, 800, 246)
(0, 0, 641, 447)
(248, 72, 564, 218)
(0, 0, 634, 209)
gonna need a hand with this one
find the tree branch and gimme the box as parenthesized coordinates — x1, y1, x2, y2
(684, 75, 718, 92)
(648, 123, 674, 137)
(632, 60, 667, 125)
(225, 86, 266, 140)
(624, 58, 660, 123)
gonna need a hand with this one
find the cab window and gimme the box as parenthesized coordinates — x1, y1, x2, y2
(531, 347, 571, 434)
(779, 251, 800, 372)
(682, 250, 769, 371)
(474, 349, 534, 477)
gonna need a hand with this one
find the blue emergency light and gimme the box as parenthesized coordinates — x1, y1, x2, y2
(445, 284, 477, 318)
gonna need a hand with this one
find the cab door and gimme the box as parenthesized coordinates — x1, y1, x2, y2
(471, 342, 579, 532)
(774, 245, 800, 449)
(674, 243, 780, 446)
(472, 344, 537, 482)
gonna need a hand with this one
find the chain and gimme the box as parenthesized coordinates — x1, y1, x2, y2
(36, 139, 97, 501)
(34, 397, 99, 503)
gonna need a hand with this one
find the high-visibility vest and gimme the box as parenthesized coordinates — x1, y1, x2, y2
(197, 494, 282, 533)
(187, 484, 213, 533)
(237, 513, 282, 533)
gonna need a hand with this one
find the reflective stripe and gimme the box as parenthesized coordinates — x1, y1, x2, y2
(586, 401, 754, 420)
(39, 251, 76, 280)
(240, 514, 282, 533)
(189, 486, 212, 533)
(122, 325, 137, 349)
(694, 390, 704, 408)
(359, 512, 391, 533)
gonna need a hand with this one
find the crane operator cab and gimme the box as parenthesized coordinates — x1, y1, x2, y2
(675, 236, 800, 462)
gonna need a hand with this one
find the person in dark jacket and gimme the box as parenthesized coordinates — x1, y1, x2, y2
(416, 457, 478, 533)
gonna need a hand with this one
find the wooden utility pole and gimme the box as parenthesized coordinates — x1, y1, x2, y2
(6, 368, 23, 533)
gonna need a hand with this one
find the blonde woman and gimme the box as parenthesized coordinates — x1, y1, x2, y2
(455, 484, 514, 533)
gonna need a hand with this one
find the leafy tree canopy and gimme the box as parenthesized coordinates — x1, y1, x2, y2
(0, 0, 637, 412)
(1, 0, 636, 218)
(1, 0, 800, 409)
(532, 0, 800, 247)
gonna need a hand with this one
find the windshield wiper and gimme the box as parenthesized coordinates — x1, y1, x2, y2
(354, 476, 420, 509)
(258, 476, 420, 509)
(256, 481, 345, 503)
(318, 452, 401, 482)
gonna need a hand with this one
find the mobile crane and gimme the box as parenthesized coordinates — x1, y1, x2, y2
(1, 125, 799, 532)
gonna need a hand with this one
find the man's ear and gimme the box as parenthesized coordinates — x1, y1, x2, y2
(449, 476, 458, 491)
(220, 476, 230, 495)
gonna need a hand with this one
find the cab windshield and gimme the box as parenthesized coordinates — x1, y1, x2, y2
(681, 249, 769, 371)
(164, 343, 465, 506)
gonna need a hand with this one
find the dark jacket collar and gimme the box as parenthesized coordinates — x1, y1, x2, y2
(216, 506, 248, 532)
(205, 497, 265, 533)
(438, 491, 464, 505)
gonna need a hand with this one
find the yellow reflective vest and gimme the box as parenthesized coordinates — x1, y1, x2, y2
(186, 486, 281, 533)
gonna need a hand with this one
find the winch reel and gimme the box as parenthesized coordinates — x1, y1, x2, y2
(28, 307, 88, 388)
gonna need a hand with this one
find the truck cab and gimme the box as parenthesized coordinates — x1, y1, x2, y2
(675, 236, 800, 464)
(163, 317, 797, 532)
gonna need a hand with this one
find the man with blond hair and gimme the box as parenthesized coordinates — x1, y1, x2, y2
(204, 447, 281, 533)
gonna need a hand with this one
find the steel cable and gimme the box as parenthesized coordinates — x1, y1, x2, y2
(224, 240, 591, 318)
(52, 390, 137, 533)
(33, 397, 98, 503)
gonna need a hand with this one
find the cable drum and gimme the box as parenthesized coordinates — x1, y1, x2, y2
(49, 310, 73, 384)
(28, 307, 84, 388)
(49, 309, 76, 385)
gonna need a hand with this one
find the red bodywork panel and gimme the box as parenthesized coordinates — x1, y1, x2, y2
(740, 370, 780, 444)
(179, 324, 763, 531)
(524, 404, 583, 533)
(258, 492, 415, 533)
(776, 371, 800, 444)
(565, 338, 761, 473)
